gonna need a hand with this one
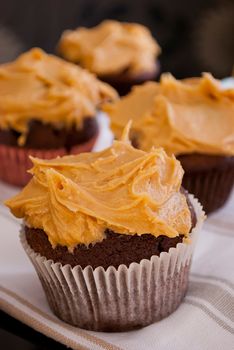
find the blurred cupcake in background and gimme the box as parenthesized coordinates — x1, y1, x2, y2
(0, 48, 117, 187)
(104, 73, 234, 214)
(6, 127, 204, 331)
(58, 20, 161, 95)
(0, 25, 24, 64)
(195, 2, 234, 78)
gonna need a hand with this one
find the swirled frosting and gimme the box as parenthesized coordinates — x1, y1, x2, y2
(104, 73, 234, 156)
(58, 20, 161, 76)
(5, 133, 192, 248)
(0, 48, 117, 145)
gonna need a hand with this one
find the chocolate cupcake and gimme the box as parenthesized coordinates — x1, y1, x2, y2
(0, 48, 117, 186)
(58, 20, 161, 95)
(104, 73, 234, 214)
(6, 128, 204, 331)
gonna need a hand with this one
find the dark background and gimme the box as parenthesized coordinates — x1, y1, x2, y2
(0, 0, 233, 78)
(0, 0, 234, 349)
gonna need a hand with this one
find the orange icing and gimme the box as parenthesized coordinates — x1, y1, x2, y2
(58, 20, 160, 76)
(5, 129, 191, 248)
(104, 73, 234, 156)
(0, 48, 118, 145)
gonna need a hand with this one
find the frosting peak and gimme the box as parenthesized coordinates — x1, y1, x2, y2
(104, 73, 234, 156)
(58, 20, 161, 76)
(6, 138, 191, 248)
(0, 48, 118, 144)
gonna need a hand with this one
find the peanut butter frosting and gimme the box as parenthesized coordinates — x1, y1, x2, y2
(104, 73, 234, 156)
(58, 20, 161, 76)
(6, 130, 192, 248)
(0, 48, 117, 145)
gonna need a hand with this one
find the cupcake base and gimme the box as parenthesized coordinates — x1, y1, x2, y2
(44, 262, 191, 332)
(179, 154, 234, 214)
(99, 62, 160, 96)
(0, 117, 98, 150)
(25, 227, 184, 270)
(0, 134, 98, 187)
(20, 195, 204, 331)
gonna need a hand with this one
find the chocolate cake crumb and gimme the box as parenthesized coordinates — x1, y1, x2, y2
(25, 227, 183, 270)
(0, 117, 98, 150)
(100, 63, 160, 96)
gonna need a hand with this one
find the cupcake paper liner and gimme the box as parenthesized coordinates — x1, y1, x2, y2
(0, 135, 97, 187)
(20, 195, 204, 332)
(182, 164, 234, 214)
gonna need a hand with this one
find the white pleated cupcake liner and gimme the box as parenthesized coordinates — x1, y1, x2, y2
(20, 194, 204, 332)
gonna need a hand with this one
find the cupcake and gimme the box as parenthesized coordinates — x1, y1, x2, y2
(0, 48, 117, 186)
(5, 126, 204, 331)
(58, 20, 161, 95)
(104, 73, 234, 214)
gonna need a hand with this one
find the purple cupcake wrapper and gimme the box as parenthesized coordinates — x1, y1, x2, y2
(20, 195, 204, 332)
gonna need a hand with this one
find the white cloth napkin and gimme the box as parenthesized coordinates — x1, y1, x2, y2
(0, 113, 234, 350)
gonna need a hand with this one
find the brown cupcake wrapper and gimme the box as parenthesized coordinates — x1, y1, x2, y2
(182, 164, 234, 214)
(0, 134, 98, 187)
(20, 195, 204, 332)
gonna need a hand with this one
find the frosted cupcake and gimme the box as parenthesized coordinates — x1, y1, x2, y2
(104, 73, 234, 213)
(0, 48, 117, 186)
(58, 20, 161, 95)
(6, 127, 204, 331)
